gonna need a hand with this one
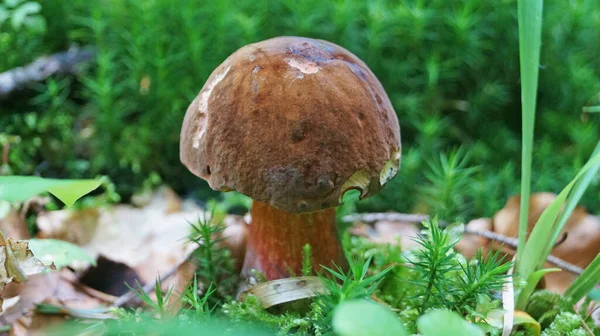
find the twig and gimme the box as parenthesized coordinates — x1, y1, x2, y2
(343, 212, 584, 275)
(342, 212, 437, 225)
(464, 228, 584, 275)
(112, 262, 181, 307)
(0, 45, 95, 98)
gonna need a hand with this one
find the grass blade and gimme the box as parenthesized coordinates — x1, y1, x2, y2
(565, 253, 600, 303)
(515, 0, 544, 263)
(516, 153, 600, 308)
(536, 141, 600, 269)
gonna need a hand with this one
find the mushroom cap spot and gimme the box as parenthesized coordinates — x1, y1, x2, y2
(286, 58, 319, 74)
(180, 36, 401, 213)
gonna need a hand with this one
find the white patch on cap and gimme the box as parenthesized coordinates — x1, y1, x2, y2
(192, 65, 231, 148)
(198, 65, 231, 114)
(286, 58, 319, 75)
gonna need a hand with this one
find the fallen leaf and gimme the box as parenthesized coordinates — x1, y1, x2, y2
(0, 269, 106, 328)
(455, 218, 493, 258)
(348, 221, 420, 250)
(0, 202, 29, 240)
(164, 260, 197, 314)
(0, 235, 46, 312)
(35, 187, 200, 283)
(240, 276, 326, 308)
(9, 310, 67, 336)
(458, 193, 600, 292)
(28, 239, 95, 270)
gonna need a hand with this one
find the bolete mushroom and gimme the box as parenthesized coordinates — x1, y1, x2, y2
(180, 36, 401, 281)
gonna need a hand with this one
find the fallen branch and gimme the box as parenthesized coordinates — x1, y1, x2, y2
(342, 212, 584, 275)
(342, 212, 437, 225)
(0, 45, 95, 98)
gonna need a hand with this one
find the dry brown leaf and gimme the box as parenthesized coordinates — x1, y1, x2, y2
(457, 192, 600, 292)
(348, 221, 420, 250)
(164, 260, 197, 314)
(0, 204, 29, 240)
(9, 310, 67, 336)
(35, 187, 201, 283)
(0, 269, 106, 328)
(0, 236, 46, 313)
(455, 218, 493, 258)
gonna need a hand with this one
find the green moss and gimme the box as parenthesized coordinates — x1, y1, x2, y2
(2, 1, 600, 215)
(541, 312, 587, 336)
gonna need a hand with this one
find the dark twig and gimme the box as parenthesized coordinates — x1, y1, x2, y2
(342, 212, 584, 275)
(0, 45, 95, 98)
(342, 212, 444, 225)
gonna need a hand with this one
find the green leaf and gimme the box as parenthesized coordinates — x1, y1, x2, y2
(332, 300, 408, 336)
(513, 311, 541, 336)
(565, 253, 600, 303)
(417, 310, 484, 336)
(515, 268, 561, 309)
(538, 142, 600, 269)
(516, 0, 544, 260)
(516, 152, 600, 308)
(0, 176, 101, 206)
(28, 239, 95, 269)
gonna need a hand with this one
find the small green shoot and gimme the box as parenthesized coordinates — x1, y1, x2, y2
(188, 212, 238, 301)
(180, 276, 216, 316)
(409, 218, 460, 312)
(317, 255, 393, 330)
(302, 244, 313, 276)
(126, 277, 174, 318)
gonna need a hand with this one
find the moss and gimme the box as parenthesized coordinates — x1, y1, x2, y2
(2, 0, 600, 215)
(541, 312, 587, 336)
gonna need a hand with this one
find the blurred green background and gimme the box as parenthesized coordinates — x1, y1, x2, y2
(1, 0, 599, 221)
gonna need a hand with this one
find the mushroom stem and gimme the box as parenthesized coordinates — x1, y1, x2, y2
(242, 200, 346, 280)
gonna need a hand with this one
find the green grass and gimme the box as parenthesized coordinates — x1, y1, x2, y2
(515, 0, 543, 258)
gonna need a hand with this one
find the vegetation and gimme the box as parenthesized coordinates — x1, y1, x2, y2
(1, 0, 600, 335)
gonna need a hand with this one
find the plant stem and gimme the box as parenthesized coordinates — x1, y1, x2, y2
(242, 201, 346, 280)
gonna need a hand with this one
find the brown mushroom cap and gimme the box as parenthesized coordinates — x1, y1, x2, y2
(180, 36, 401, 213)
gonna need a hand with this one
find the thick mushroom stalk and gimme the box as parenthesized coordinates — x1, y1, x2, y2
(243, 201, 345, 280)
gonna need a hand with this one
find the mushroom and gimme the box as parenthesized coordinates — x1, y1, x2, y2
(180, 36, 401, 281)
